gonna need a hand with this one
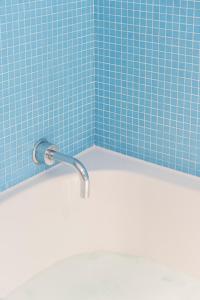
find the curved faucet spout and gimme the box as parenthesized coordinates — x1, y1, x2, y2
(49, 151, 90, 199)
(32, 139, 90, 199)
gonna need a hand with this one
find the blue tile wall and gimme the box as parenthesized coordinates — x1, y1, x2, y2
(0, 0, 95, 191)
(95, 0, 200, 176)
(1, 0, 200, 192)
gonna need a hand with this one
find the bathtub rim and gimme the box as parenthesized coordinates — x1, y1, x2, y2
(1, 146, 200, 203)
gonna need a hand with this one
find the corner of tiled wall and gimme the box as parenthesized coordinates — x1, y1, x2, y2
(2, 0, 200, 192)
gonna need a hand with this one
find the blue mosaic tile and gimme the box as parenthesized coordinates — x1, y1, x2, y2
(0, 0, 95, 191)
(95, 0, 200, 176)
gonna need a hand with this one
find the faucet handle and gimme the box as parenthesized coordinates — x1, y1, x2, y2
(32, 138, 59, 166)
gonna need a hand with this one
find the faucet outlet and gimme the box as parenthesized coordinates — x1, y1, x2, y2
(32, 138, 90, 198)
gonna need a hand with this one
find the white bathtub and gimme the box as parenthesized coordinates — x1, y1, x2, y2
(1, 147, 200, 298)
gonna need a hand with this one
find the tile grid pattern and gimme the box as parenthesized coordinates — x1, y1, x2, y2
(1, 0, 200, 191)
(0, 0, 95, 191)
(95, 0, 200, 176)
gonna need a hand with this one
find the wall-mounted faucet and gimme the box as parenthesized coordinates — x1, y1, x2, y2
(32, 139, 90, 199)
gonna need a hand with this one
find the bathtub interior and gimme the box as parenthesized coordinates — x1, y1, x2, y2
(0, 147, 200, 298)
(6, 253, 200, 300)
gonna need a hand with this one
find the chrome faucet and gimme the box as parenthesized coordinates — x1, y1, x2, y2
(32, 139, 90, 198)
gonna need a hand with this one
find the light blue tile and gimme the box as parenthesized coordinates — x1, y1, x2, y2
(95, 0, 200, 176)
(1, 0, 95, 191)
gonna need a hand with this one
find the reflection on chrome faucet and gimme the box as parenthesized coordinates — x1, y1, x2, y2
(32, 139, 90, 199)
